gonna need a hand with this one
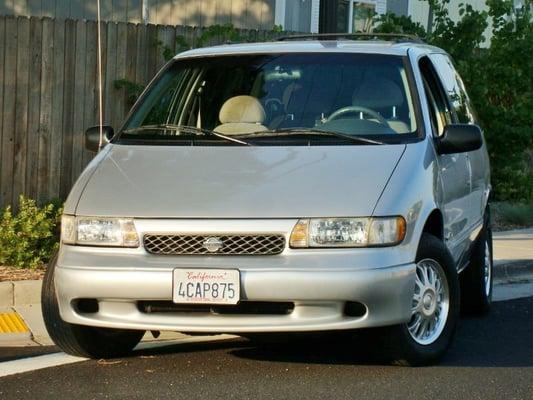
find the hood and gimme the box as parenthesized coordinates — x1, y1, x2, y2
(75, 144, 406, 218)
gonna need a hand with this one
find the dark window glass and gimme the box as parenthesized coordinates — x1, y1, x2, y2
(420, 57, 454, 137)
(337, 0, 350, 32)
(430, 54, 477, 124)
(121, 53, 418, 144)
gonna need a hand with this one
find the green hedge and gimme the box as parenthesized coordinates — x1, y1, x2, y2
(374, 0, 533, 202)
(0, 196, 61, 269)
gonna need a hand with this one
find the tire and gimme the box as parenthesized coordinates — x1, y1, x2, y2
(460, 211, 493, 315)
(374, 233, 460, 366)
(41, 253, 145, 359)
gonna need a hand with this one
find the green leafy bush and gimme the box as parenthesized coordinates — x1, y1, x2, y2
(492, 201, 533, 229)
(0, 196, 62, 269)
(375, 0, 533, 202)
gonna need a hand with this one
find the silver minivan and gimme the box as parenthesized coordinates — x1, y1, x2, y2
(42, 35, 492, 366)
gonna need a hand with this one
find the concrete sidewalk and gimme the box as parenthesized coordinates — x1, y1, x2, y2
(493, 228, 533, 263)
(1, 228, 532, 347)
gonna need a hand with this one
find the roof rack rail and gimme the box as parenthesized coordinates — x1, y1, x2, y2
(276, 33, 425, 44)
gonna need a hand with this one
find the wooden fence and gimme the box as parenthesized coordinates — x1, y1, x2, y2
(0, 15, 282, 208)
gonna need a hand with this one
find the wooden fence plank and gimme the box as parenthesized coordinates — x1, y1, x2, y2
(12, 17, 31, 204)
(1, 17, 18, 207)
(59, 18, 76, 199)
(25, 17, 43, 200)
(0, 17, 5, 197)
(125, 22, 138, 111)
(49, 18, 65, 200)
(113, 22, 128, 128)
(36, 17, 54, 203)
(104, 21, 117, 128)
(146, 23, 159, 83)
(82, 20, 98, 167)
(134, 22, 148, 86)
(71, 19, 86, 184)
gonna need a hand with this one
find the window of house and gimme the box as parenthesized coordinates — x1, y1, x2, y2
(337, 0, 350, 32)
(352, 2, 376, 32)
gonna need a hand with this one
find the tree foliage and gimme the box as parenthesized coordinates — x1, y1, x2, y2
(375, 0, 533, 201)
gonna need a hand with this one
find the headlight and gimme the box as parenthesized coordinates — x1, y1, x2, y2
(289, 217, 406, 248)
(61, 215, 139, 247)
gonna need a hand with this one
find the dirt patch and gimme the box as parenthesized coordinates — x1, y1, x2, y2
(0, 265, 45, 282)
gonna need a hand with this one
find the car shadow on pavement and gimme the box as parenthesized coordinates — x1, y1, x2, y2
(228, 297, 533, 368)
(126, 297, 533, 368)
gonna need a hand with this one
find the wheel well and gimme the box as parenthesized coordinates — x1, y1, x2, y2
(422, 210, 444, 240)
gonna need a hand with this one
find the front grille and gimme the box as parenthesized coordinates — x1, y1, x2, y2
(143, 234, 286, 255)
(138, 301, 295, 315)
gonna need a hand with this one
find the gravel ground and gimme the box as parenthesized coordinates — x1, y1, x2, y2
(0, 265, 45, 282)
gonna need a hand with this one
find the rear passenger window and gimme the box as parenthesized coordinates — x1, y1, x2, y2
(429, 54, 477, 124)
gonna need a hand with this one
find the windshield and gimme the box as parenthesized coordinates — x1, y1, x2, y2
(120, 53, 418, 145)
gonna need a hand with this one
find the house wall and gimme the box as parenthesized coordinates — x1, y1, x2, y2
(386, 0, 409, 16)
(0, 0, 277, 29)
(274, 0, 320, 32)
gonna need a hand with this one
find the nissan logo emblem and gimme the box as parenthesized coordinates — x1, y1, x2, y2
(203, 237, 223, 253)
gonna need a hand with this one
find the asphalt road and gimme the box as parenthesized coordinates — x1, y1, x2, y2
(1, 296, 532, 400)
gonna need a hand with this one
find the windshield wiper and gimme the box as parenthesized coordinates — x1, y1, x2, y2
(239, 128, 385, 145)
(122, 124, 252, 146)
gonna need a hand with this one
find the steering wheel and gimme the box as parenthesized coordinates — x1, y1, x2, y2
(264, 98, 284, 115)
(326, 106, 389, 126)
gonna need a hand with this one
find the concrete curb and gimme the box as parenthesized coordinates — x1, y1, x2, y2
(493, 260, 533, 285)
(0, 280, 42, 308)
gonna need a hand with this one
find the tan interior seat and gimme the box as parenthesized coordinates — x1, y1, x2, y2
(214, 95, 268, 135)
(352, 77, 410, 134)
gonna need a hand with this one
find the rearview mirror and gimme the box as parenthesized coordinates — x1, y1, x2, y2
(436, 124, 483, 154)
(85, 126, 114, 152)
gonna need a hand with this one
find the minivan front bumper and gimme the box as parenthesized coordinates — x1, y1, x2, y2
(55, 249, 416, 333)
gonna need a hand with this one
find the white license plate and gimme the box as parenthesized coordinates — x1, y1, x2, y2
(173, 269, 240, 305)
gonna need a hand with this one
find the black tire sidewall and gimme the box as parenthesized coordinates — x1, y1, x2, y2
(460, 211, 493, 314)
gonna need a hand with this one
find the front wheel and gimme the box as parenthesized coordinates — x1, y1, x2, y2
(376, 233, 460, 366)
(41, 253, 145, 359)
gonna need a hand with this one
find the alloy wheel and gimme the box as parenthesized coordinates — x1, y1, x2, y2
(408, 258, 450, 345)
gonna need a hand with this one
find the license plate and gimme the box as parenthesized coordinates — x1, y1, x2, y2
(173, 269, 240, 305)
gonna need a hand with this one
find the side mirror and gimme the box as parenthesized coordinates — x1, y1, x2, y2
(85, 126, 114, 152)
(436, 124, 483, 154)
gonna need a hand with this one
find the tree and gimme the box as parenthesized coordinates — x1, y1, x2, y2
(374, 0, 533, 202)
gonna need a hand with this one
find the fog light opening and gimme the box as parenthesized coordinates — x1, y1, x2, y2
(343, 301, 367, 317)
(76, 298, 99, 314)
